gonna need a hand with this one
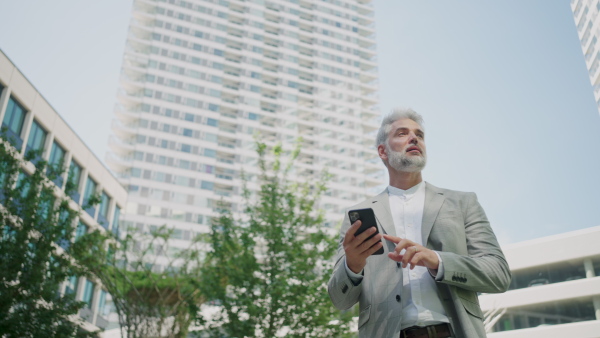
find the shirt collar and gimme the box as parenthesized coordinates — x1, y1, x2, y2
(387, 181, 425, 199)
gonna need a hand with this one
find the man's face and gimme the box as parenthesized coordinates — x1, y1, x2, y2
(381, 118, 427, 172)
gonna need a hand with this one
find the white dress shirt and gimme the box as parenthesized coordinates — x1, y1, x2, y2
(345, 182, 449, 329)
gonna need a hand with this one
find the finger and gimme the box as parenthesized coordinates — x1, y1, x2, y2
(353, 226, 378, 247)
(409, 251, 423, 270)
(343, 220, 362, 244)
(394, 239, 414, 254)
(356, 233, 382, 254)
(382, 234, 401, 244)
(365, 241, 383, 256)
(387, 251, 403, 262)
(402, 246, 419, 268)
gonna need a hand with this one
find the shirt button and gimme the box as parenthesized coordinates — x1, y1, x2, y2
(397, 262, 401, 268)
(395, 295, 401, 302)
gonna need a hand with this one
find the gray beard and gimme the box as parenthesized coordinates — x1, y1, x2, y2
(387, 146, 427, 173)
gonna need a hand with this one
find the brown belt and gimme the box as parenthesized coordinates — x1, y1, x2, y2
(400, 323, 452, 338)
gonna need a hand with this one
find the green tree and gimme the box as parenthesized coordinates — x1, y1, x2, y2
(197, 142, 354, 337)
(72, 222, 207, 338)
(0, 135, 98, 337)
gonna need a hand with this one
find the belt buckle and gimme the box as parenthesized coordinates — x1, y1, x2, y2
(427, 325, 437, 338)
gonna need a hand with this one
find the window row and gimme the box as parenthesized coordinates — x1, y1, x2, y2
(157, 0, 371, 52)
(0, 90, 121, 234)
(65, 276, 112, 329)
(128, 184, 232, 211)
(124, 202, 214, 225)
(492, 297, 596, 332)
(149, 45, 363, 90)
(147, 30, 363, 80)
(507, 256, 600, 290)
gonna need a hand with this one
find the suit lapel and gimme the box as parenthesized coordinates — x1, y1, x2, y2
(370, 189, 396, 237)
(421, 182, 445, 244)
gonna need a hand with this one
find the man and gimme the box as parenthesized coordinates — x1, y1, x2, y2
(328, 109, 511, 338)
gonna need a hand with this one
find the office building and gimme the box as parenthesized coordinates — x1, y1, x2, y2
(572, 0, 600, 114)
(107, 0, 382, 264)
(0, 50, 127, 332)
(480, 226, 600, 337)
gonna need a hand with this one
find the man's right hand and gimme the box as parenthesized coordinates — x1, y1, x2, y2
(344, 220, 383, 274)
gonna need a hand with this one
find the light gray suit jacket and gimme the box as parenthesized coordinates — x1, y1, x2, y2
(328, 183, 511, 338)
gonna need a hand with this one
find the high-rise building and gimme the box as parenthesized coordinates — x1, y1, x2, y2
(572, 0, 600, 114)
(107, 0, 383, 265)
(0, 49, 126, 332)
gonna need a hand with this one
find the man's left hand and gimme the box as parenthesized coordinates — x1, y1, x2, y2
(383, 234, 439, 271)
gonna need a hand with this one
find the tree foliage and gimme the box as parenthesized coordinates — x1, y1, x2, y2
(72, 223, 207, 338)
(197, 142, 354, 337)
(0, 135, 97, 338)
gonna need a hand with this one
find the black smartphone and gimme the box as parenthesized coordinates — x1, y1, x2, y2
(348, 208, 384, 255)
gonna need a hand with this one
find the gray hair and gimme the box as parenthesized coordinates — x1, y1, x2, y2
(375, 108, 424, 148)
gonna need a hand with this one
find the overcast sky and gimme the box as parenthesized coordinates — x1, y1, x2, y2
(1, 1, 599, 245)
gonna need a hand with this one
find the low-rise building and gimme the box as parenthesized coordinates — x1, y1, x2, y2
(481, 226, 600, 337)
(0, 49, 127, 332)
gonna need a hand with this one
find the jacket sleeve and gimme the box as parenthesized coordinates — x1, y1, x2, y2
(437, 192, 511, 294)
(327, 212, 363, 310)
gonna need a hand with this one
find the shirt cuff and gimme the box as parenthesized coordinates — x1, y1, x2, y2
(428, 251, 444, 281)
(345, 258, 364, 285)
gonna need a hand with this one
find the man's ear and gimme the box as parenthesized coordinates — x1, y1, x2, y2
(377, 144, 387, 162)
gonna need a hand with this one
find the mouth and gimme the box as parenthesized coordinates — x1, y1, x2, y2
(406, 146, 421, 154)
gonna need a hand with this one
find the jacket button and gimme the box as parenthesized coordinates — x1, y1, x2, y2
(395, 295, 401, 302)
(397, 262, 401, 268)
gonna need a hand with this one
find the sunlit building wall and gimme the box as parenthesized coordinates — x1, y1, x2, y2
(107, 0, 383, 266)
(0, 50, 127, 332)
(572, 0, 600, 114)
(480, 226, 600, 337)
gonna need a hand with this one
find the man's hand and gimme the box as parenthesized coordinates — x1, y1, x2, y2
(383, 234, 439, 271)
(344, 220, 383, 273)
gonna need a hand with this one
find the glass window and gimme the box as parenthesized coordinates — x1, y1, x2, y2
(98, 192, 110, 229)
(48, 141, 65, 168)
(204, 149, 216, 158)
(83, 176, 97, 217)
(48, 141, 66, 187)
(68, 160, 82, 203)
(492, 298, 595, 332)
(508, 258, 587, 290)
(98, 290, 108, 316)
(112, 206, 121, 236)
(1, 97, 27, 149)
(26, 119, 47, 154)
(15, 172, 30, 217)
(82, 279, 95, 309)
(65, 276, 78, 295)
(99, 192, 110, 218)
(83, 176, 97, 203)
(75, 222, 87, 240)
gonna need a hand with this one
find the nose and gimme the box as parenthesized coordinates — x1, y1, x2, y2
(408, 132, 418, 144)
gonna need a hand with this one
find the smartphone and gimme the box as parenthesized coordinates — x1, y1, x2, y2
(348, 208, 384, 255)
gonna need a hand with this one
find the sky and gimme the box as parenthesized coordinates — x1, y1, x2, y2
(0, 1, 599, 245)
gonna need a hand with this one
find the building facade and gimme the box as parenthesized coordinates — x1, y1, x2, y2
(0, 50, 127, 332)
(107, 0, 383, 265)
(480, 226, 600, 337)
(572, 0, 600, 115)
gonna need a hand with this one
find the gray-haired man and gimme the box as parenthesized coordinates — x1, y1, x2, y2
(328, 109, 511, 338)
